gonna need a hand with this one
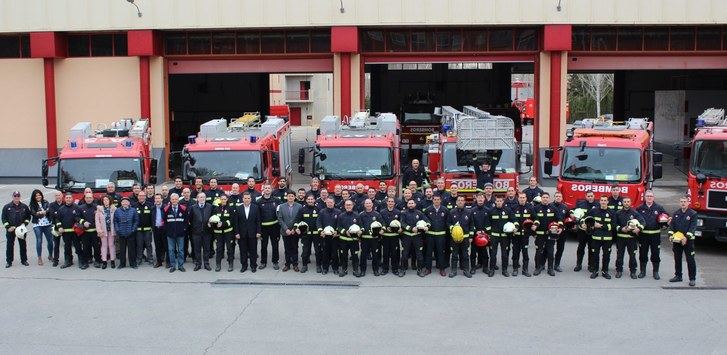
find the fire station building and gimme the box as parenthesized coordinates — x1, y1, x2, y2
(1, 0, 726, 177)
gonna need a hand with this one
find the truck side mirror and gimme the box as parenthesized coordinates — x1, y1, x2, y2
(298, 148, 305, 166)
(298, 165, 305, 174)
(41, 159, 50, 187)
(696, 173, 707, 185)
(149, 159, 158, 184)
(652, 152, 663, 163)
(271, 152, 280, 166)
(525, 153, 533, 167)
(544, 148, 554, 160)
(544, 161, 553, 176)
(272, 167, 281, 177)
(652, 164, 663, 180)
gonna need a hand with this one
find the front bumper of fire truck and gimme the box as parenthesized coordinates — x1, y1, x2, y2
(695, 212, 727, 241)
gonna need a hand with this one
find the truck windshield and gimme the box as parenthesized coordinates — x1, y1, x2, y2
(314, 147, 394, 179)
(187, 151, 262, 181)
(442, 143, 517, 173)
(59, 158, 142, 190)
(561, 147, 641, 183)
(691, 140, 727, 177)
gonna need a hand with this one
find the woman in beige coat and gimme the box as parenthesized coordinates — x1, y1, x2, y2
(96, 196, 117, 269)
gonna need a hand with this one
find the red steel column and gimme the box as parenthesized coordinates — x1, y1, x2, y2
(139, 56, 151, 120)
(43, 58, 58, 158)
(340, 53, 352, 119)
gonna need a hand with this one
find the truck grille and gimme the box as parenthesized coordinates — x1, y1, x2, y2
(707, 190, 727, 211)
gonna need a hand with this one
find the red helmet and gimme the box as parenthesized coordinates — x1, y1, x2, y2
(548, 221, 560, 232)
(73, 224, 85, 236)
(522, 219, 534, 229)
(563, 216, 576, 229)
(658, 213, 670, 224)
(474, 231, 490, 247)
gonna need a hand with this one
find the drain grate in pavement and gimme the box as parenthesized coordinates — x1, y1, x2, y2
(661, 286, 727, 290)
(212, 279, 359, 288)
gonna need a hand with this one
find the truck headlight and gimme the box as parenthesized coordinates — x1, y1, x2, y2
(697, 219, 703, 227)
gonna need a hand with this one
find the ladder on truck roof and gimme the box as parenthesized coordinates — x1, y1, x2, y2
(697, 108, 726, 127)
(437, 105, 515, 151)
(318, 111, 397, 136)
(197, 116, 285, 140)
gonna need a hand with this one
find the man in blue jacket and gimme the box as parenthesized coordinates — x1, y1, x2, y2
(114, 197, 139, 269)
(164, 193, 189, 273)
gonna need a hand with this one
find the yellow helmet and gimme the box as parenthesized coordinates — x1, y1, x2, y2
(671, 231, 686, 242)
(451, 225, 465, 243)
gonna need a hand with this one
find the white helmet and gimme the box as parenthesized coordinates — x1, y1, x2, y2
(323, 226, 336, 236)
(208, 215, 221, 224)
(348, 224, 362, 235)
(389, 220, 401, 229)
(415, 220, 429, 230)
(370, 221, 383, 230)
(628, 219, 643, 230)
(51, 228, 60, 237)
(15, 225, 28, 239)
(503, 222, 516, 234)
(532, 195, 542, 204)
(572, 208, 586, 220)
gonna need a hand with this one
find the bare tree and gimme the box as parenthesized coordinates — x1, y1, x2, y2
(569, 74, 614, 117)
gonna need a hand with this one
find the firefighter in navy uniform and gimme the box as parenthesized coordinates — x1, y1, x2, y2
(210, 194, 235, 272)
(668, 196, 698, 287)
(614, 197, 645, 279)
(532, 193, 560, 276)
(423, 195, 449, 277)
(607, 184, 624, 242)
(358, 199, 383, 276)
(2, 191, 31, 268)
(256, 185, 281, 270)
(379, 197, 402, 276)
(635, 190, 667, 280)
(77, 193, 100, 269)
(470, 193, 491, 275)
(337, 200, 362, 277)
(55, 193, 82, 269)
(550, 191, 571, 272)
(448, 195, 473, 278)
(296, 194, 320, 273)
(400, 199, 430, 277)
(511, 192, 533, 277)
(573, 191, 598, 272)
(487, 196, 514, 277)
(316, 197, 340, 275)
(588, 196, 615, 279)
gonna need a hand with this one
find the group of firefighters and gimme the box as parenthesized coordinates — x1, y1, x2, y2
(2, 166, 698, 286)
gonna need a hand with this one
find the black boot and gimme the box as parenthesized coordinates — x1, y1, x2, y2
(653, 264, 660, 280)
(102, 261, 107, 270)
(110, 260, 116, 269)
(574, 264, 582, 272)
(522, 267, 532, 277)
(638, 269, 646, 278)
(533, 266, 543, 276)
(669, 276, 682, 283)
(463, 269, 472, 278)
(547, 268, 555, 276)
(602, 271, 612, 279)
(449, 269, 457, 278)
(590, 271, 599, 279)
(512, 268, 519, 277)
(615, 271, 623, 278)
(215, 263, 221, 272)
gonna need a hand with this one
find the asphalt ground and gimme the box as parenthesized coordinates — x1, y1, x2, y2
(0, 126, 726, 354)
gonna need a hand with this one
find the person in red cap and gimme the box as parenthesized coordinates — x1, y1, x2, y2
(2, 191, 31, 268)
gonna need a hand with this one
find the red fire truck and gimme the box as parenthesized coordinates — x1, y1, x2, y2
(543, 117, 663, 209)
(42, 118, 157, 200)
(424, 106, 532, 199)
(298, 111, 400, 191)
(176, 114, 292, 191)
(682, 108, 727, 240)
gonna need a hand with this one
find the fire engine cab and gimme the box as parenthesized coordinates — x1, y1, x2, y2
(544, 117, 663, 209)
(424, 106, 533, 198)
(176, 114, 292, 191)
(683, 108, 727, 240)
(298, 111, 400, 191)
(42, 118, 157, 200)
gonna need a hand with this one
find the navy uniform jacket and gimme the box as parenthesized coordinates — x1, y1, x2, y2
(669, 208, 698, 240)
(636, 202, 668, 233)
(615, 208, 646, 237)
(162, 204, 188, 237)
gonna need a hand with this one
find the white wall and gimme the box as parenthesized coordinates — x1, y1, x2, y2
(2, 0, 726, 33)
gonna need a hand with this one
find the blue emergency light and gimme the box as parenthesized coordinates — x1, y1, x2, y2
(124, 139, 134, 149)
(696, 118, 705, 127)
(250, 136, 257, 143)
(70, 140, 78, 149)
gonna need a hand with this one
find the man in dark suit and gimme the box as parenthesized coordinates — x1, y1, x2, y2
(189, 192, 213, 271)
(234, 192, 261, 273)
